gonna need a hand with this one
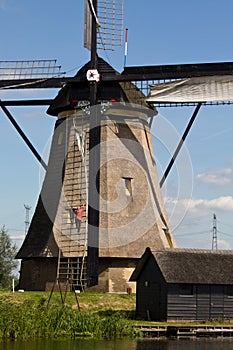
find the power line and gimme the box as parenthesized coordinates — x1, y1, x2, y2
(218, 230, 233, 238)
(7, 228, 24, 232)
(218, 220, 233, 229)
(177, 218, 212, 227)
(176, 230, 211, 237)
(174, 214, 233, 249)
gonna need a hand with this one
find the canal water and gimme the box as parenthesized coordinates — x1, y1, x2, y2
(1, 338, 233, 350)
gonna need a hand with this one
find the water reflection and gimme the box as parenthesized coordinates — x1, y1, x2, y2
(1, 338, 233, 350)
(136, 338, 233, 350)
(0, 339, 136, 350)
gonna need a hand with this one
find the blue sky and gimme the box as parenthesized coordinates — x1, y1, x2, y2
(0, 0, 233, 250)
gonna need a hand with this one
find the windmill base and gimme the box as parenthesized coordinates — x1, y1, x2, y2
(17, 257, 137, 293)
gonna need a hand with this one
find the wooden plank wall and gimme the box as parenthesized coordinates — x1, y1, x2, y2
(167, 284, 233, 320)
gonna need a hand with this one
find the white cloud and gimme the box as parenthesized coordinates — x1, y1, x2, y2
(166, 195, 233, 214)
(175, 236, 232, 250)
(188, 196, 233, 212)
(165, 196, 233, 250)
(165, 195, 233, 233)
(196, 162, 233, 186)
(217, 239, 232, 250)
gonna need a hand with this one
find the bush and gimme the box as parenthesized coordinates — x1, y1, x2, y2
(0, 226, 18, 290)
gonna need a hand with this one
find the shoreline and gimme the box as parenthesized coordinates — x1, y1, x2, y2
(134, 324, 233, 338)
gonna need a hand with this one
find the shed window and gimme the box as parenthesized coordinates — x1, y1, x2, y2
(225, 286, 233, 297)
(179, 284, 193, 296)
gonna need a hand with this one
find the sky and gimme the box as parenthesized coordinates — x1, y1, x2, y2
(0, 0, 233, 251)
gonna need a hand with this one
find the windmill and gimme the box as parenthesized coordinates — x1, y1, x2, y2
(1, 1, 233, 292)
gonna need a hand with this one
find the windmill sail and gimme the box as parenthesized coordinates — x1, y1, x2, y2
(84, 0, 92, 50)
(84, 0, 124, 51)
(147, 75, 233, 103)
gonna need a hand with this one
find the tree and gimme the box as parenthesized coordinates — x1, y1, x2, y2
(0, 226, 18, 289)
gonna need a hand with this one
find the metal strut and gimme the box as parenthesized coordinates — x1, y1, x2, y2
(160, 102, 202, 188)
(0, 101, 47, 170)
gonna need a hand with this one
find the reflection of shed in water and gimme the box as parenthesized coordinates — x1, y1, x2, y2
(130, 247, 233, 321)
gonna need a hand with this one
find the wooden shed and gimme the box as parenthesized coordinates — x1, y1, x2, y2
(130, 247, 233, 321)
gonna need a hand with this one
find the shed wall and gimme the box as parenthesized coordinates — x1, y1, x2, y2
(167, 284, 197, 320)
(167, 284, 233, 320)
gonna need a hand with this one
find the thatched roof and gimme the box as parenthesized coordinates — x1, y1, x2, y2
(130, 247, 233, 285)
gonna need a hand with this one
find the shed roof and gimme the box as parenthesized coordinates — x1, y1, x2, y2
(130, 247, 233, 285)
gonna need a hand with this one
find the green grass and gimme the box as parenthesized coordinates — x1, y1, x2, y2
(0, 291, 135, 311)
(0, 291, 139, 341)
(1, 291, 233, 342)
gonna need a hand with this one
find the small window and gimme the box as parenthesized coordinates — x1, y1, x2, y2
(67, 208, 75, 224)
(58, 131, 63, 145)
(123, 177, 133, 197)
(225, 286, 233, 297)
(179, 284, 193, 296)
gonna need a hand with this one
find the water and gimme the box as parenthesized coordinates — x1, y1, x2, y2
(1, 338, 233, 350)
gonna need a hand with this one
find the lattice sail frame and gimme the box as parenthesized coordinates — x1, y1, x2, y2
(0, 59, 63, 80)
(84, 0, 124, 51)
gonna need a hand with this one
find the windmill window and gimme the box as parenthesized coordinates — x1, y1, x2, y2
(67, 208, 75, 224)
(123, 177, 133, 196)
(58, 131, 63, 145)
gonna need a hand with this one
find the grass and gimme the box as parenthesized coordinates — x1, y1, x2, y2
(0, 291, 135, 311)
(0, 291, 139, 341)
(1, 291, 233, 342)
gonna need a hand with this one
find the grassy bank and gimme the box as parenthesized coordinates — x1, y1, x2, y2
(2, 291, 233, 342)
(0, 291, 139, 341)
